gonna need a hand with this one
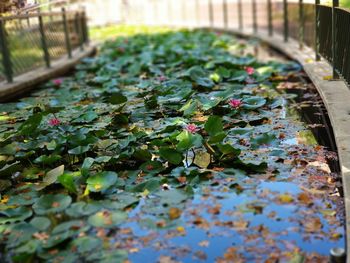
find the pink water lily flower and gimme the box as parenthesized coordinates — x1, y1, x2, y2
(48, 118, 61, 126)
(228, 99, 242, 109)
(185, 123, 200, 134)
(53, 78, 63, 86)
(158, 75, 167, 82)
(245, 66, 255, 75)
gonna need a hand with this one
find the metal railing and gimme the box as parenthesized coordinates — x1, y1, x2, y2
(0, 8, 89, 83)
(123, 0, 350, 85)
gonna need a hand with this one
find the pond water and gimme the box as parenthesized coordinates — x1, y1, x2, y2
(0, 29, 345, 262)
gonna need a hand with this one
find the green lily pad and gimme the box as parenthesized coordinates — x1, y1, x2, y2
(86, 171, 118, 192)
(243, 96, 266, 110)
(88, 210, 127, 228)
(32, 194, 72, 215)
(159, 147, 183, 165)
(0, 207, 32, 224)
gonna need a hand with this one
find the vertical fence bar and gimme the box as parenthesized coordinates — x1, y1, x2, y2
(38, 12, 51, 68)
(268, 0, 273, 36)
(332, 0, 339, 78)
(62, 8, 72, 58)
(315, 0, 320, 60)
(223, 0, 228, 29)
(299, 0, 304, 49)
(75, 12, 84, 51)
(26, 11, 30, 27)
(283, 0, 288, 42)
(252, 0, 257, 33)
(238, 0, 243, 30)
(196, 0, 200, 26)
(81, 10, 89, 44)
(209, 0, 214, 28)
(0, 19, 13, 83)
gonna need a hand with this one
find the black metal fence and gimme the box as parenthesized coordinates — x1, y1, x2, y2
(0, 8, 89, 83)
(125, 0, 350, 86)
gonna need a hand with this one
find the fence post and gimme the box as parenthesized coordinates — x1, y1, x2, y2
(196, 0, 200, 26)
(0, 19, 13, 83)
(299, 0, 304, 49)
(81, 10, 89, 44)
(75, 12, 84, 51)
(252, 0, 257, 33)
(38, 12, 51, 68)
(26, 11, 30, 27)
(209, 0, 214, 28)
(223, 0, 228, 29)
(238, 0, 243, 31)
(268, 0, 273, 36)
(62, 8, 72, 59)
(315, 0, 320, 61)
(283, 0, 288, 42)
(332, 0, 339, 78)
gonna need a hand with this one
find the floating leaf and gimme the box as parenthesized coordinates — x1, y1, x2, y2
(159, 147, 183, 165)
(194, 151, 211, 168)
(86, 171, 118, 192)
(0, 207, 32, 224)
(88, 210, 127, 228)
(43, 165, 64, 185)
(33, 194, 72, 215)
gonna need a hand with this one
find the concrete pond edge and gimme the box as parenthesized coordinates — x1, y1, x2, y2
(209, 27, 350, 259)
(0, 44, 97, 102)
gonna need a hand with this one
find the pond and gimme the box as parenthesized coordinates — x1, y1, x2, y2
(0, 28, 345, 262)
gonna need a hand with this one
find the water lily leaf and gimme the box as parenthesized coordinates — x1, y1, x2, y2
(180, 99, 200, 116)
(43, 165, 64, 185)
(71, 236, 102, 254)
(217, 144, 241, 157)
(87, 250, 128, 263)
(65, 202, 99, 219)
(58, 173, 78, 194)
(30, 216, 51, 231)
(194, 151, 211, 168)
(0, 179, 11, 191)
(68, 145, 90, 155)
(176, 131, 203, 151)
(159, 147, 183, 165)
(18, 113, 42, 136)
(0, 161, 21, 178)
(187, 66, 214, 88)
(251, 133, 278, 149)
(237, 159, 268, 172)
(74, 110, 98, 123)
(33, 194, 72, 215)
(205, 115, 223, 136)
(86, 171, 118, 192)
(34, 154, 61, 165)
(243, 96, 266, 110)
(128, 178, 161, 193)
(81, 157, 95, 176)
(0, 207, 32, 224)
(88, 210, 127, 228)
(109, 93, 128, 105)
(270, 97, 284, 109)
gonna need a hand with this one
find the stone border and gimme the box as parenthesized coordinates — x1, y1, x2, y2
(211, 27, 350, 257)
(0, 44, 97, 102)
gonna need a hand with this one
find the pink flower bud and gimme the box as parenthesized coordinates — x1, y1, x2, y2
(228, 99, 242, 109)
(48, 118, 61, 126)
(185, 123, 200, 134)
(245, 67, 255, 75)
(53, 78, 63, 86)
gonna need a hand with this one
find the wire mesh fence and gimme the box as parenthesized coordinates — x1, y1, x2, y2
(0, 9, 89, 83)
